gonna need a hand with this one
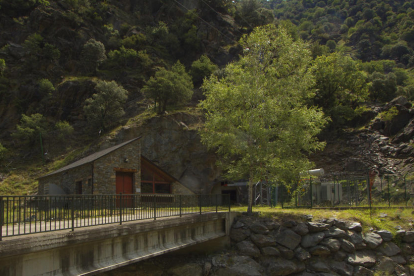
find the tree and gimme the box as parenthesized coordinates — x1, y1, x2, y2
(12, 113, 49, 145)
(311, 53, 369, 126)
(0, 59, 5, 76)
(190, 55, 218, 86)
(83, 80, 128, 130)
(81, 39, 107, 73)
(142, 61, 193, 114)
(199, 25, 327, 214)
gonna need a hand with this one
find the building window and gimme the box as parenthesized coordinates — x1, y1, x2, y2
(75, 181, 82, 194)
(141, 165, 171, 194)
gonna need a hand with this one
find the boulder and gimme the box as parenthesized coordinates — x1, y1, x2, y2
(378, 242, 401, 257)
(275, 228, 301, 250)
(301, 232, 325, 248)
(403, 231, 414, 243)
(264, 220, 280, 230)
(390, 255, 406, 265)
(334, 220, 347, 230)
(321, 238, 341, 252)
(347, 250, 376, 268)
(348, 222, 363, 232)
(236, 240, 261, 258)
(376, 230, 393, 242)
(325, 227, 348, 239)
(292, 222, 309, 236)
(375, 256, 395, 274)
(353, 266, 374, 276)
(309, 258, 331, 272)
(364, 233, 383, 249)
(282, 220, 297, 228)
(232, 221, 244, 229)
(169, 263, 203, 276)
(341, 239, 356, 253)
(249, 222, 269, 235)
(230, 228, 250, 242)
(334, 251, 348, 261)
(309, 245, 331, 256)
(250, 233, 276, 248)
(308, 222, 330, 232)
(330, 260, 354, 276)
(266, 258, 304, 276)
(294, 246, 311, 261)
(214, 256, 262, 276)
(276, 245, 295, 259)
(261, 246, 280, 256)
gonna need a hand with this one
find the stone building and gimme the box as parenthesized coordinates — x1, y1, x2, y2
(38, 137, 193, 196)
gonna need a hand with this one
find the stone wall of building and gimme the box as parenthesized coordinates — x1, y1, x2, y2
(93, 139, 141, 194)
(38, 164, 92, 195)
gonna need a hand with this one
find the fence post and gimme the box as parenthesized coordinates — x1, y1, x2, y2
(216, 194, 218, 213)
(0, 196, 3, 241)
(405, 175, 407, 207)
(199, 195, 202, 215)
(120, 193, 123, 225)
(228, 194, 231, 213)
(179, 195, 182, 217)
(153, 195, 156, 220)
(310, 176, 313, 208)
(387, 176, 391, 207)
(71, 196, 75, 232)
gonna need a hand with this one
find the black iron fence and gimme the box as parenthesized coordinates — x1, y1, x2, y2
(0, 194, 231, 240)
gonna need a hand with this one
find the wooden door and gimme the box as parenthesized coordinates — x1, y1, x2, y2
(116, 172, 133, 207)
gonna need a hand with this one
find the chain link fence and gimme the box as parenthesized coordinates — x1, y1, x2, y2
(273, 173, 414, 208)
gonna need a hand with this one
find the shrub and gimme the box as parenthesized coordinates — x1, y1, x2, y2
(81, 39, 107, 73)
(83, 80, 128, 130)
(190, 55, 218, 85)
(12, 113, 50, 145)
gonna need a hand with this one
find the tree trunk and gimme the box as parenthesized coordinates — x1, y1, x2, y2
(247, 170, 253, 214)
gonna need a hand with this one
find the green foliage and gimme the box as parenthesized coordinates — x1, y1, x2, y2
(190, 55, 218, 85)
(199, 25, 327, 213)
(0, 142, 6, 161)
(142, 61, 193, 114)
(311, 52, 369, 126)
(0, 59, 5, 76)
(23, 34, 60, 66)
(83, 80, 128, 130)
(380, 106, 399, 122)
(54, 121, 74, 141)
(369, 72, 397, 102)
(0, 0, 49, 10)
(38, 79, 55, 96)
(12, 114, 49, 145)
(81, 39, 107, 73)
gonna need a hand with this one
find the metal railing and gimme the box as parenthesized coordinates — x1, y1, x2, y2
(0, 194, 231, 240)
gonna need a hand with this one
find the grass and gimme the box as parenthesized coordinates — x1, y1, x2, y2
(230, 205, 414, 233)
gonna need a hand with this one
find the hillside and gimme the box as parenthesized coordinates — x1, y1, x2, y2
(1, 0, 414, 195)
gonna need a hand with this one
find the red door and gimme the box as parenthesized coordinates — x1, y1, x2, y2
(116, 172, 133, 207)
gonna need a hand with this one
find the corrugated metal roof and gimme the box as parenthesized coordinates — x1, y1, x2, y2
(40, 137, 141, 178)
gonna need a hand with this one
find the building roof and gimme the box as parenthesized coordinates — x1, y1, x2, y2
(39, 137, 141, 178)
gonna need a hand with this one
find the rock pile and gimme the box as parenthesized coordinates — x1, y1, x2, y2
(217, 215, 414, 276)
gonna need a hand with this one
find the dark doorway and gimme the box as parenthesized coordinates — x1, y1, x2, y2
(222, 189, 237, 204)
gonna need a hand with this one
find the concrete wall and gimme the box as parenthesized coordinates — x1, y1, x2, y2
(94, 140, 141, 194)
(0, 213, 234, 276)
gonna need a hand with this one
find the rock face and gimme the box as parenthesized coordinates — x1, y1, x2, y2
(113, 113, 219, 194)
(225, 215, 414, 276)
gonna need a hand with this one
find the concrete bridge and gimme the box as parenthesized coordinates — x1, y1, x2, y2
(0, 212, 236, 276)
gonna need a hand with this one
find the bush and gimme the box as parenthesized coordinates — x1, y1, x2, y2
(0, 59, 5, 76)
(12, 113, 50, 145)
(54, 121, 74, 141)
(83, 80, 128, 130)
(142, 61, 193, 114)
(81, 39, 107, 73)
(190, 55, 218, 85)
(0, 142, 6, 161)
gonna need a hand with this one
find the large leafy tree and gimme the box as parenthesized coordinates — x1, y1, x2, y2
(142, 61, 193, 114)
(311, 53, 369, 126)
(199, 24, 327, 213)
(12, 113, 50, 145)
(83, 80, 128, 131)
